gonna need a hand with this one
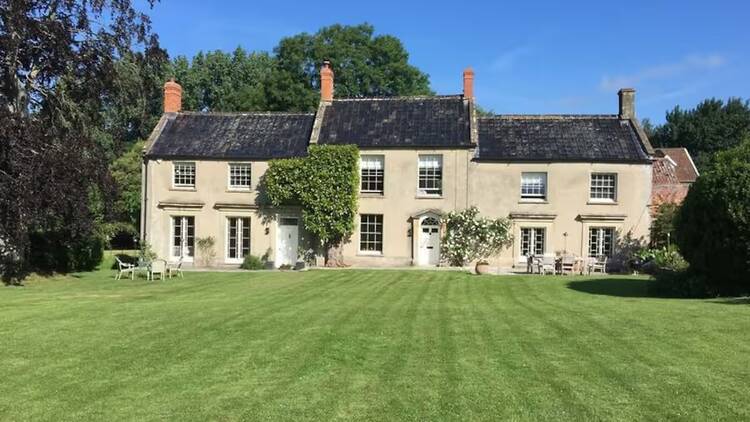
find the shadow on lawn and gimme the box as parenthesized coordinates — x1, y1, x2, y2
(567, 277, 653, 298)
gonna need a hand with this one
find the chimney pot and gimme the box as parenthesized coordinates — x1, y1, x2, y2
(618, 88, 635, 120)
(463, 67, 475, 100)
(320, 60, 334, 102)
(163, 79, 182, 113)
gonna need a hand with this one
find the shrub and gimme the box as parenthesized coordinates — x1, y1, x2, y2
(649, 269, 711, 298)
(138, 241, 158, 263)
(636, 246, 689, 275)
(675, 138, 750, 295)
(240, 254, 265, 270)
(196, 236, 217, 267)
(440, 207, 513, 266)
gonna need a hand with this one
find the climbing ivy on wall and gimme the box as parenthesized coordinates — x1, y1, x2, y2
(263, 145, 359, 266)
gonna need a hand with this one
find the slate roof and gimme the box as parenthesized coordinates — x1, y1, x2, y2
(147, 112, 314, 159)
(476, 115, 651, 163)
(317, 96, 472, 148)
(655, 147, 699, 183)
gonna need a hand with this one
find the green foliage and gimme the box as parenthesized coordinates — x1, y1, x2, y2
(635, 246, 689, 274)
(263, 145, 359, 251)
(649, 270, 710, 298)
(675, 138, 750, 295)
(650, 98, 750, 169)
(110, 140, 145, 233)
(441, 207, 514, 266)
(138, 241, 158, 263)
(170, 48, 275, 112)
(240, 254, 266, 270)
(268, 23, 432, 111)
(650, 203, 679, 248)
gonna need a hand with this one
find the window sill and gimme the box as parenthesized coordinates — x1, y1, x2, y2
(416, 195, 443, 200)
(587, 200, 618, 205)
(170, 187, 196, 192)
(226, 188, 252, 193)
(360, 192, 385, 198)
(519, 199, 548, 204)
(357, 251, 384, 257)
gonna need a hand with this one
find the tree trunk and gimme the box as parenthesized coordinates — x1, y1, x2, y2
(324, 243, 347, 267)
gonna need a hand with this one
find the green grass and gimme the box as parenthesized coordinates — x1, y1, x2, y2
(1, 257, 749, 421)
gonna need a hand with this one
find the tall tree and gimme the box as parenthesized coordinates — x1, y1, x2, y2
(0, 0, 157, 282)
(267, 23, 432, 111)
(171, 48, 274, 112)
(650, 98, 750, 169)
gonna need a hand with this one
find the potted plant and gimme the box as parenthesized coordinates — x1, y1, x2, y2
(475, 259, 491, 275)
(439, 207, 514, 275)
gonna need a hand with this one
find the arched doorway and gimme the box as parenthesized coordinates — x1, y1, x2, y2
(418, 216, 441, 266)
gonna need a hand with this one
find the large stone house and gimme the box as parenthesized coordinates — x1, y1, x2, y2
(141, 63, 655, 269)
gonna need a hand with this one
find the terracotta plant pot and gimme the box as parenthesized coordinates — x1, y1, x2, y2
(475, 261, 491, 275)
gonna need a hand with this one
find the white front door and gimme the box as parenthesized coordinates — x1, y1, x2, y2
(418, 217, 441, 266)
(276, 217, 299, 267)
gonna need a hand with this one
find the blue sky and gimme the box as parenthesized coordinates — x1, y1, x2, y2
(143, 0, 749, 122)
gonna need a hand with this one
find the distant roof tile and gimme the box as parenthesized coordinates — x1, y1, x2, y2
(317, 96, 472, 148)
(476, 115, 650, 163)
(655, 147, 699, 183)
(147, 112, 314, 159)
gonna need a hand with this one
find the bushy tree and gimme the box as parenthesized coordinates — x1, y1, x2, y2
(263, 145, 359, 266)
(675, 138, 750, 295)
(0, 0, 157, 283)
(267, 23, 432, 111)
(650, 98, 750, 169)
(441, 207, 513, 267)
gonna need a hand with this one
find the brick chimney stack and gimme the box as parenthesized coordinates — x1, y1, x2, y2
(163, 78, 182, 113)
(618, 88, 635, 120)
(320, 60, 334, 102)
(463, 67, 475, 100)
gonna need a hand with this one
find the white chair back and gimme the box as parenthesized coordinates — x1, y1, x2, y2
(151, 259, 167, 273)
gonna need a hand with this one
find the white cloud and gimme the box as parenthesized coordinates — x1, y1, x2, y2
(489, 46, 531, 72)
(599, 53, 726, 91)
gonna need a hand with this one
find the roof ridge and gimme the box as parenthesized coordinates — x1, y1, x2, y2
(332, 95, 463, 102)
(479, 114, 619, 120)
(178, 111, 315, 117)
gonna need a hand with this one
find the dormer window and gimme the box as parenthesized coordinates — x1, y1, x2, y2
(173, 162, 196, 188)
(228, 163, 251, 190)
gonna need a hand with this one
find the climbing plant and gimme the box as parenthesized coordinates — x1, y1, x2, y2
(263, 145, 359, 266)
(440, 207, 513, 267)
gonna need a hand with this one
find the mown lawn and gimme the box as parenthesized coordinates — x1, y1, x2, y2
(1, 258, 749, 421)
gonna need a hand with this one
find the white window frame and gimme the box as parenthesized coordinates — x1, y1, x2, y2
(170, 216, 195, 262)
(226, 217, 251, 263)
(589, 173, 618, 202)
(589, 227, 615, 258)
(520, 227, 546, 261)
(359, 214, 384, 255)
(520, 172, 548, 201)
(228, 163, 252, 191)
(172, 162, 196, 189)
(360, 155, 385, 194)
(417, 154, 443, 197)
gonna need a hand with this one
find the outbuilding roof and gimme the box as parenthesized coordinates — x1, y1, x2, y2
(476, 115, 651, 163)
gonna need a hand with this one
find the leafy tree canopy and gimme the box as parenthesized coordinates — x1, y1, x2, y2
(650, 98, 750, 169)
(0, 0, 157, 283)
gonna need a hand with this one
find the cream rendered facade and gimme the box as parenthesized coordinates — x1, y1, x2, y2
(142, 151, 652, 269)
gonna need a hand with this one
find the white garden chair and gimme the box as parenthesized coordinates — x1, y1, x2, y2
(588, 256, 608, 275)
(115, 257, 135, 280)
(537, 254, 556, 275)
(168, 257, 184, 279)
(149, 259, 167, 281)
